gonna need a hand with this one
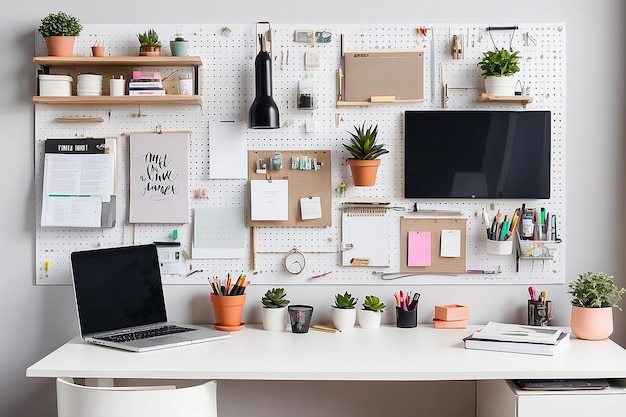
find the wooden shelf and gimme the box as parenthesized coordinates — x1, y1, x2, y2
(477, 93, 533, 108)
(34, 95, 202, 105)
(33, 56, 203, 67)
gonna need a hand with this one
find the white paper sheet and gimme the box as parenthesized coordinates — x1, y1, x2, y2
(300, 196, 322, 220)
(440, 229, 461, 257)
(250, 179, 289, 221)
(192, 206, 246, 258)
(208, 120, 247, 179)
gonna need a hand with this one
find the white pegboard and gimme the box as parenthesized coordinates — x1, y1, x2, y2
(34, 23, 565, 286)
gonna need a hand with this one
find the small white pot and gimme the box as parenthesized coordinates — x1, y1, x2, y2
(357, 309, 382, 329)
(484, 75, 516, 96)
(262, 307, 287, 331)
(331, 307, 356, 331)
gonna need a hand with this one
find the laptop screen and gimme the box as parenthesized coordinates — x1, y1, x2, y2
(70, 244, 168, 336)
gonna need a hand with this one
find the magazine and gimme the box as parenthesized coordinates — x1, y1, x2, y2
(464, 332, 570, 356)
(470, 321, 563, 345)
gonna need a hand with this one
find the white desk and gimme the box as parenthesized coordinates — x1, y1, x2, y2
(26, 325, 626, 381)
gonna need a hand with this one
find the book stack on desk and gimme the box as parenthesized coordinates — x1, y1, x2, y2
(128, 71, 165, 96)
(464, 321, 570, 356)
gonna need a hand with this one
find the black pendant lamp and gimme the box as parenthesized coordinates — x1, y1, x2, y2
(249, 33, 280, 129)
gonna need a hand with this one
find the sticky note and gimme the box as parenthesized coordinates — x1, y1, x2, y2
(440, 229, 461, 257)
(408, 231, 431, 266)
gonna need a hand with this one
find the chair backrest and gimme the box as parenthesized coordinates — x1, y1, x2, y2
(56, 377, 217, 417)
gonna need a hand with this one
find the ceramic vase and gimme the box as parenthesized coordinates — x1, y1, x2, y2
(170, 41, 189, 57)
(262, 307, 287, 331)
(484, 75, 516, 96)
(570, 306, 614, 340)
(331, 307, 356, 331)
(357, 309, 382, 329)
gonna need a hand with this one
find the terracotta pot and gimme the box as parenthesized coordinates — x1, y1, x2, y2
(570, 305, 614, 340)
(210, 293, 246, 327)
(347, 159, 381, 186)
(139, 46, 162, 56)
(91, 46, 105, 57)
(45, 36, 76, 57)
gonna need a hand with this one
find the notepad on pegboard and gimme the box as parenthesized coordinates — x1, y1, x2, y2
(340, 207, 389, 266)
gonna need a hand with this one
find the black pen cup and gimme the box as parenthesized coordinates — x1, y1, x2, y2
(288, 305, 314, 333)
(396, 306, 417, 328)
(528, 300, 552, 326)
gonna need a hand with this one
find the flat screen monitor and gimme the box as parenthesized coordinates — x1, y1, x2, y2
(404, 110, 551, 199)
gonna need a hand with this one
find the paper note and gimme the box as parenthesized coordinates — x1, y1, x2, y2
(407, 231, 431, 266)
(440, 229, 461, 257)
(250, 179, 289, 221)
(300, 196, 322, 220)
(192, 207, 246, 258)
(208, 120, 247, 179)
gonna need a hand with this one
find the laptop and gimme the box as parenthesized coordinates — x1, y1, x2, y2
(70, 244, 230, 352)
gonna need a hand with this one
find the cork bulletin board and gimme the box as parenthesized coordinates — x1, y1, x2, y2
(247, 150, 332, 227)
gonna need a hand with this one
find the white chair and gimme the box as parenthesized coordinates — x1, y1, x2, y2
(56, 377, 217, 417)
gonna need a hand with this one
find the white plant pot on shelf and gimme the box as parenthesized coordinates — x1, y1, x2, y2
(331, 307, 357, 331)
(262, 307, 288, 331)
(484, 75, 516, 96)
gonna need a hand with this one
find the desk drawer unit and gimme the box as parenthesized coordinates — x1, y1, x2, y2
(477, 379, 626, 417)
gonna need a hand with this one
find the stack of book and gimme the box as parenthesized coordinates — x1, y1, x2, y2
(463, 321, 570, 356)
(128, 70, 165, 96)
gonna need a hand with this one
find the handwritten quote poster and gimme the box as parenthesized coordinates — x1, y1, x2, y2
(129, 132, 190, 223)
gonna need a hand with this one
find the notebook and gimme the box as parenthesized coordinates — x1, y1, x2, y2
(70, 244, 230, 352)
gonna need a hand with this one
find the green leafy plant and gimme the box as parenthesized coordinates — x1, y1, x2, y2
(261, 288, 290, 308)
(362, 295, 385, 312)
(38, 11, 83, 37)
(174, 36, 187, 42)
(568, 272, 626, 310)
(334, 292, 357, 309)
(343, 124, 389, 160)
(137, 28, 162, 47)
(478, 48, 520, 78)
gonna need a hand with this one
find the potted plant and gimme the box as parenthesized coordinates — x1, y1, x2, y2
(567, 271, 626, 340)
(91, 40, 105, 57)
(137, 28, 162, 56)
(357, 295, 386, 329)
(331, 292, 358, 331)
(342, 123, 389, 186)
(477, 48, 520, 96)
(170, 35, 189, 57)
(261, 288, 290, 331)
(38, 11, 83, 57)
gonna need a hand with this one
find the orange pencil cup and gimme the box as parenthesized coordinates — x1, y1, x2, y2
(210, 293, 246, 331)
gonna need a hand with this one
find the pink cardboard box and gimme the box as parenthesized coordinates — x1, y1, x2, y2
(434, 304, 470, 321)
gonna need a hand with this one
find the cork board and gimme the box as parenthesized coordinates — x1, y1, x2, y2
(247, 150, 332, 227)
(400, 217, 467, 273)
(342, 50, 424, 102)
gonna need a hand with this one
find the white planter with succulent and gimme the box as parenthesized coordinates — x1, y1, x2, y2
(331, 292, 358, 331)
(357, 295, 385, 330)
(261, 288, 290, 331)
(477, 48, 520, 96)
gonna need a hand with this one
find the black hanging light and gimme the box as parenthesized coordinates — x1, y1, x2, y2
(249, 26, 280, 129)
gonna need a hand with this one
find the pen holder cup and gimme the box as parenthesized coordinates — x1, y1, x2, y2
(288, 305, 314, 333)
(210, 293, 246, 327)
(527, 300, 552, 326)
(486, 238, 513, 255)
(396, 307, 417, 328)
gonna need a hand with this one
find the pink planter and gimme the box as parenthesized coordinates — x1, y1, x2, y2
(570, 306, 613, 340)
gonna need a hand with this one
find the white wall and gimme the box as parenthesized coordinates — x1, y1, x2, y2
(1, 1, 624, 416)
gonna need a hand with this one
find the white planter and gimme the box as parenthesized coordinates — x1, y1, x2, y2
(357, 309, 382, 329)
(331, 307, 356, 331)
(262, 307, 287, 331)
(484, 75, 516, 96)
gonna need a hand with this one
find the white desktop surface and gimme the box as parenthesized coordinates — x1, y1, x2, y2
(26, 325, 626, 381)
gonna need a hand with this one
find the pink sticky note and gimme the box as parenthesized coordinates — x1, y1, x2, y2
(408, 231, 431, 266)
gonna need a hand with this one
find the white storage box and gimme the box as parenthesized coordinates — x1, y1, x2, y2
(39, 74, 73, 96)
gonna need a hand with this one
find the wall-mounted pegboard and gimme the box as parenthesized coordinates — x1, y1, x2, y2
(34, 23, 565, 286)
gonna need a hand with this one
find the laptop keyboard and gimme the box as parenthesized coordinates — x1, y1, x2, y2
(98, 325, 195, 343)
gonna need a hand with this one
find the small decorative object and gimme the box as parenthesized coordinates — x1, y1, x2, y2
(284, 248, 306, 275)
(343, 123, 388, 187)
(331, 292, 358, 331)
(477, 47, 520, 96)
(335, 182, 346, 197)
(261, 288, 290, 331)
(91, 41, 105, 57)
(248, 23, 280, 129)
(137, 28, 162, 56)
(568, 271, 625, 340)
(38, 11, 83, 57)
(170, 35, 189, 57)
(357, 295, 385, 329)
